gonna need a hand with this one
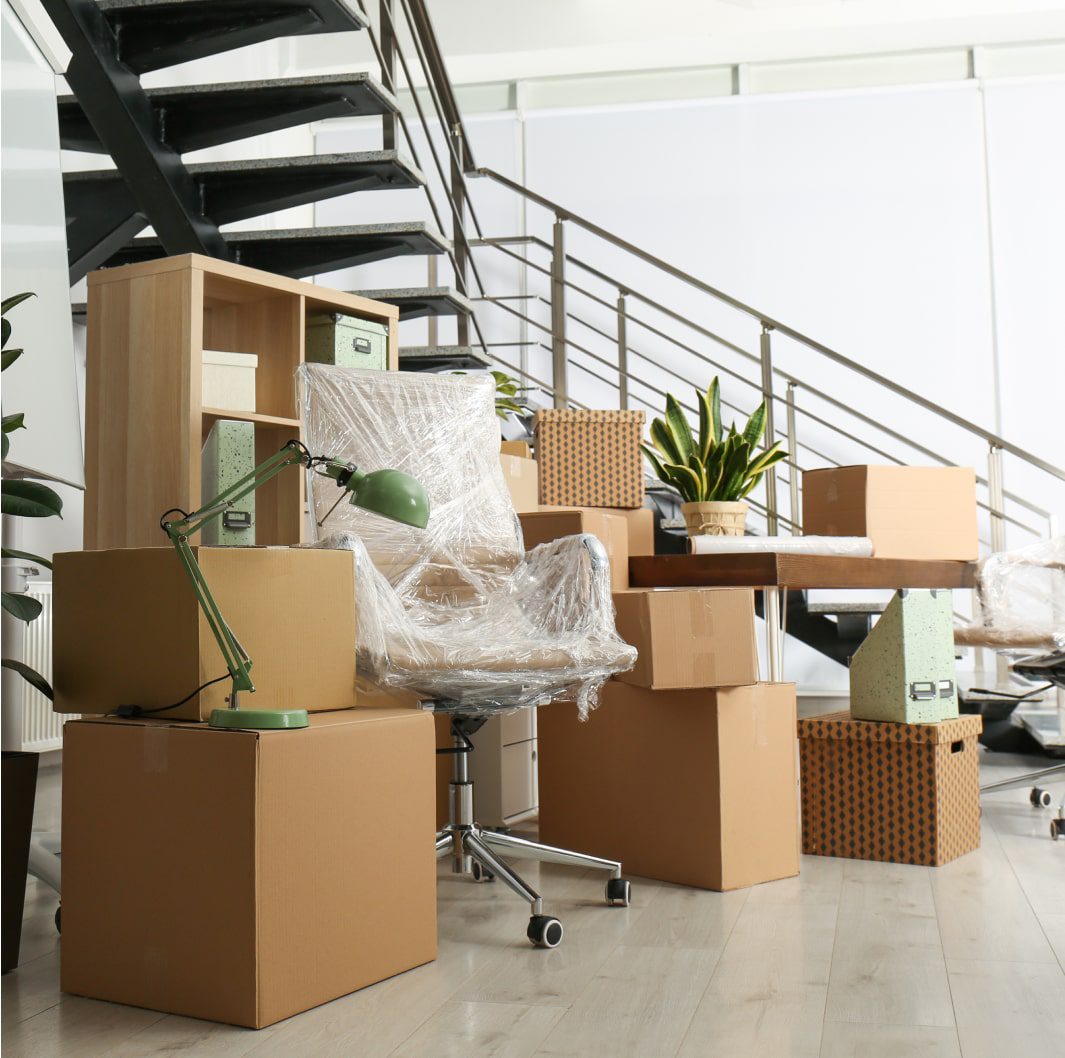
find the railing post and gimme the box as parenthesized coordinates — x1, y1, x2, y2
(616, 290, 629, 410)
(450, 122, 470, 346)
(759, 324, 779, 535)
(551, 213, 568, 407)
(379, 0, 397, 151)
(987, 443, 1006, 553)
(786, 380, 800, 535)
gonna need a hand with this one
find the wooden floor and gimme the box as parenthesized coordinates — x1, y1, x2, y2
(4, 735, 1064, 1057)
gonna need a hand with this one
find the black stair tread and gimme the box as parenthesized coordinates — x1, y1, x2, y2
(104, 223, 449, 278)
(94, 0, 367, 74)
(65, 152, 424, 226)
(399, 345, 490, 370)
(352, 287, 473, 320)
(58, 73, 396, 154)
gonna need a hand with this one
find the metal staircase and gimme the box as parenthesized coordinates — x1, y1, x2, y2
(49, 0, 1064, 666)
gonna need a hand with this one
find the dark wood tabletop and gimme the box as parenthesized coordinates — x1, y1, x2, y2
(628, 553, 978, 590)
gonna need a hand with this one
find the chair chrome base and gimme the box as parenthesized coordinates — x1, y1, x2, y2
(434, 714, 632, 948)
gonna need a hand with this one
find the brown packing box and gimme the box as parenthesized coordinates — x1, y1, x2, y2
(538, 682, 799, 890)
(534, 408, 645, 508)
(61, 708, 437, 1028)
(798, 710, 982, 866)
(596, 506, 654, 557)
(435, 712, 451, 828)
(53, 546, 358, 720)
(613, 588, 758, 690)
(802, 465, 978, 560)
(500, 439, 532, 459)
(499, 452, 539, 513)
(519, 507, 630, 591)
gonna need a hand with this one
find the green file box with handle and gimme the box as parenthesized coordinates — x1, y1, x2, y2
(849, 588, 959, 724)
(201, 420, 255, 546)
(306, 313, 388, 370)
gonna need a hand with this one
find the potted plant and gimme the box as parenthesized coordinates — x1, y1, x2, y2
(1, 292, 63, 972)
(642, 378, 786, 537)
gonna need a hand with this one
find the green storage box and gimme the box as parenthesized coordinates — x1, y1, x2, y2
(306, 313, 388, 370)
(201, 420, 255, 546)
(849, 588, 959, 724)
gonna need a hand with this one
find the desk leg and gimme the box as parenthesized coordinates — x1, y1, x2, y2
(765, 586, 784, 683)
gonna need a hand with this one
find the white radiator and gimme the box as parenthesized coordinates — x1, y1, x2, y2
(19, 582, 75, 752)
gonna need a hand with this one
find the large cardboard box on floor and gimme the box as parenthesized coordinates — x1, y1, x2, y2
(61, 708, 437, 1028)
(802, 465, 978, 560)
(499, 452, 539, 513)
(799, 710, 982, 866)
(538, 682, 799, 890)
(52, 546, 358, 720)
(519, 506, 631, 591)
(613, 588, 758, 689)
(534, 408, 645, 508)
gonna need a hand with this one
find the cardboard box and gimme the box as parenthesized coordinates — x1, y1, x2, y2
(500, 440, 532, 459)
(60, 708, 437, 1028)
(613, 588, 758, 689)
(435, 712, 452, 829)
(849, 588, 960, 724)
(592, 506, 654, 557)
(202, 349, 257, 413)
(53, 547, 358, 720)
(534, 409, 645, 508)
(519, 507, 630, 591)
(799, 710, 982, 866)
(538, 682, 799, 890)
(802, 465, 978, 560)
(499, 453, 539, 513)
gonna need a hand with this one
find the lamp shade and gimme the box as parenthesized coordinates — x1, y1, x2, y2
(350, 468, 430, 529)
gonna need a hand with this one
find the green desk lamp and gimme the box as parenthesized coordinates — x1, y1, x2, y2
(160, 439, 429, 731)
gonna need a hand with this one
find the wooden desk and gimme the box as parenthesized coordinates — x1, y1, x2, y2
(628, 554, 978, 680)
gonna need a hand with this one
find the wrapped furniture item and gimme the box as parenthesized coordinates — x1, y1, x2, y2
(299, 366, 637, 948)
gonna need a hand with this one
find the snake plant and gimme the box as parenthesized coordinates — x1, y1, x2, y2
(641, 378, 787, 503)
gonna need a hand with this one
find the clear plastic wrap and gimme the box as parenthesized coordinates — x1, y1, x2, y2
(689, 535, 874, 557)
(298, 365, 637, 715)
(954, 537, 1065, 649)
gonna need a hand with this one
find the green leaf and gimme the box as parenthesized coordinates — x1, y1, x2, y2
(1, 292, 35, 316)
(1, 659, 53, 700)
(1, 318, 8, 348)
(697, 388, 714, 462)
(664, 395, 694, 463)
(1, 479, 63, 518)
(1, 347, 23, 370)
(2, 591, 43, 622)
(687, 453, 709, 501)
(641, 443, 668, 484)
(708, 377, 722, 444)
(3, 412, 26, 434)
(747, 441, 787, 477)
(1, 547, 52, 570)
(2, 433, 7, 460)
(738, 471, 763, 499)
(742, 401, 768, 446)
(662, 461, 702, 503)
(649, 417, 683, 464)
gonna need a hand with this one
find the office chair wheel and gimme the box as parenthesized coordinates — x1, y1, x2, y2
(606, 877, 632, 907)
(527, 915, 563, 949)
(54, 906, 61, 934)
(1051, 818, 1065, 841)
(1031, 787, 1053, 808)
(471, 861, 495, 883)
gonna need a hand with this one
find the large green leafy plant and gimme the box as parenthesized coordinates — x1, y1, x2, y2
(642, 377, 787, 503)
(2, 292, 63, 699)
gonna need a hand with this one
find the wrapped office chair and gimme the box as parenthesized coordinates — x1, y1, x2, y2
(299, 366, 638, 947)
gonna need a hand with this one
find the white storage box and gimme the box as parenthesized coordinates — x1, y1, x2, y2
(202, 349, 258, 412)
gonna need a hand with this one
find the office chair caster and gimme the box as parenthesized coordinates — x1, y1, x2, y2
(527, 915, 563, 949)
(606, 877, 632, 907)
(1031, 787, 1053, 808)
(1051, 818, 1065, 841)
(471, 861, 495, 883)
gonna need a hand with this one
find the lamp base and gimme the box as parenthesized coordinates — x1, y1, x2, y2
(208, 708, 309, 730)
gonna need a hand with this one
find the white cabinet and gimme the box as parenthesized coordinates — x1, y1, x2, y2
(469, 710, 538, 828)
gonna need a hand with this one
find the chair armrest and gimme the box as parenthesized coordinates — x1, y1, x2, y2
(515, 533, 615, 633)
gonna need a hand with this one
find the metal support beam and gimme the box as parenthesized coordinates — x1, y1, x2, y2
(451, 124, 470, 346)
(760, 324, 779, 535)
(786, 380, 800, 535)
(379, 0, 397, 151)
(551, 216, 568, 407)
(617, 291, 629, 409)
(987, 443, 1006, 554)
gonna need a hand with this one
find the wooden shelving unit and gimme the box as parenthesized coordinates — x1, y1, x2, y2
(84, 254, 400, 550)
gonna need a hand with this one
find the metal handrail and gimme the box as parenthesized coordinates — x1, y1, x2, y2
(473, 167, 1064, 483)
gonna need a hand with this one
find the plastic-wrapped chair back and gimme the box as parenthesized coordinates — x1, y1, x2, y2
(299, 365, 522, 608)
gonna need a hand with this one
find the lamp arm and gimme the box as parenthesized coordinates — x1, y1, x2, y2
(160, 440, 311, 705)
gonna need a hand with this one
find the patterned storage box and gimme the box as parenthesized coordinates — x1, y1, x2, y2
(799, 710, 982, 866)
(534, 409, 645, 508)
